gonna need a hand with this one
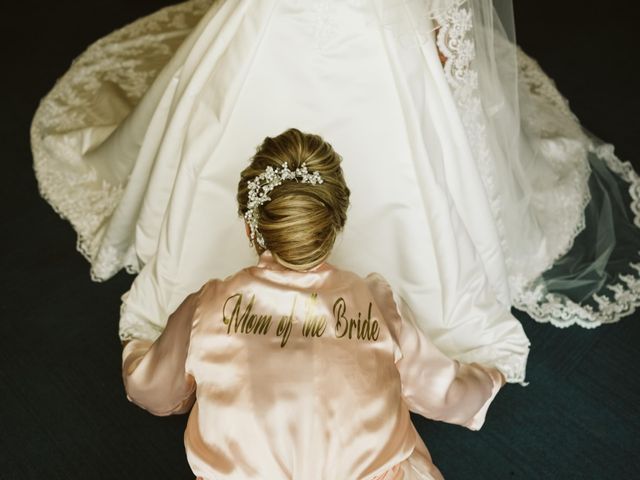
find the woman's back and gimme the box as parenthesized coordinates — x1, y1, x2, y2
(124, 250, 502, 479)
(121, 130, 503, 480)
(185, 252, 415, 479)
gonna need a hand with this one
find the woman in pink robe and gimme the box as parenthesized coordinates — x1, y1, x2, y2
(122, 129, 504, 479)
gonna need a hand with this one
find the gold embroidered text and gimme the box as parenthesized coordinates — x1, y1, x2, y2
(302, 293, 327, 338)
(276, 296, 296, 348)
(222, 293, 272, 336)
(333, 298, 380, 341)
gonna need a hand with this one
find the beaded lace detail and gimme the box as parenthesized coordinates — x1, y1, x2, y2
(512, 54, 640, 327)
(30, 0, 213, 281)
(436, 3, 640, 327)
(436, 5, 514, 304)
(514, 142, 640, 328)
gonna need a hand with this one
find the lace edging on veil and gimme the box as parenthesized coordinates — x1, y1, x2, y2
(437, 1, 640, 327)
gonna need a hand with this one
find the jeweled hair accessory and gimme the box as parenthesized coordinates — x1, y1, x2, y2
(244, 162, 323, 248)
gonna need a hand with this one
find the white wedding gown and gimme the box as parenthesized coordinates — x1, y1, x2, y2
(31, 0, 640, 384)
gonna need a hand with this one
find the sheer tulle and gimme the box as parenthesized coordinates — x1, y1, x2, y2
(30, 0, 640, 383)
(430, 0, 640, 326)
(517, 142, 640, 327)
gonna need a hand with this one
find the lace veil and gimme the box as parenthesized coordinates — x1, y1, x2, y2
(379, 0, 640, 327)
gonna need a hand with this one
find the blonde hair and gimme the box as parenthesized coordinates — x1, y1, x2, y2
(237, 129, 350, 271)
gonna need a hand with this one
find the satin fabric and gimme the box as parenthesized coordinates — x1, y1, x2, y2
(123, 251, 503, 479)
(102, 0, 530, 383)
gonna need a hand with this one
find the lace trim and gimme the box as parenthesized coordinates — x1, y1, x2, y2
(596, 143, 640, 228)
(457, 347, 529, 385)
(378, 0, 468, 45)
(30, 123, 126, 281)
(514, 260, 640, 329)
(31, 0, 213, 282)
(514, 143, 640, 328)
(512, 54, 640, 327)
(437, 7, 594, 298)
(514, 49, 593, 284)
(437, 4, 640, 327)
(119, 290, 165, 342)
(435, 5, 514, 305)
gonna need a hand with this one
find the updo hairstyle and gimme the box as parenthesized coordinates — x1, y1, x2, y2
(237, 128, 350, 271)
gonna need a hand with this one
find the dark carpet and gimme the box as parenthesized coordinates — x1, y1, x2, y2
(1, 1, 639, 479)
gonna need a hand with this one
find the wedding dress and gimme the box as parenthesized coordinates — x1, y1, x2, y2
(31, 0, 640, 385)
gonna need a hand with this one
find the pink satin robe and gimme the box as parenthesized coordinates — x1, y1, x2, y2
(122, 251, 503, 479)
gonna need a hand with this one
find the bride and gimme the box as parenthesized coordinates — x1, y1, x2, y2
(31, 0, 640, 384)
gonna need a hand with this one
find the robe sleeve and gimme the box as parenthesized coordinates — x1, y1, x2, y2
(121, 287, 203, 416)
(367, 273, 504, 430)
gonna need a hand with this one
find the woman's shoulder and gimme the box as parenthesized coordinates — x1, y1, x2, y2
(362, 271, 391, 285)
(199, 267, 252, 293)
(329, 267, 399, 307)
(360, 272, 403, 319)
(196, 260, 396, 298)
(358, 270, 395, 295)
(317, 263, 394, 292)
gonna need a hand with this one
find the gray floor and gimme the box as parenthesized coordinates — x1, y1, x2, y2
(1, 1, 639, 478)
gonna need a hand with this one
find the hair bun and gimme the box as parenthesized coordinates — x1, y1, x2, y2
(237, 129, 350, 270)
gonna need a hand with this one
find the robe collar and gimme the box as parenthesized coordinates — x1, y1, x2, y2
(256, 250, 332, 273)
